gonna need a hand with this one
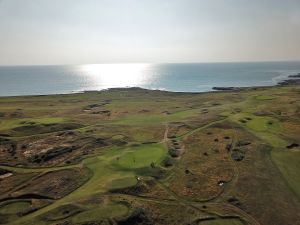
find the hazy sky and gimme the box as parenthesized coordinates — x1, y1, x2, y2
(0, 0, 300, 65)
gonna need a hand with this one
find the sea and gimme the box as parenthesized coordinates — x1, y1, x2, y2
(0, 61, 300, 97)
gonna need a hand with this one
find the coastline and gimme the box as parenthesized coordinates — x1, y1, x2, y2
(0, 75, 299, 98)
(1, 62, 300, 97)
(0, 74, 299, 225)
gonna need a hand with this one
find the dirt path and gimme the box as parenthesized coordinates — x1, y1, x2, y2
(163, 122, 169, 143)
(177, 118, 227, 139)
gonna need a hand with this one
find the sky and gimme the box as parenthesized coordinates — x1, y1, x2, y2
(0, 0, 300, 65)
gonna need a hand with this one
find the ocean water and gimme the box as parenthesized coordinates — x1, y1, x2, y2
(0, 61, 300, 96)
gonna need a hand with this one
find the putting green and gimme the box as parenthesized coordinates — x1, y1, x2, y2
(231, 113, 281, 133)
(116, 143, 167, 169)
(229, 113, 286, 147)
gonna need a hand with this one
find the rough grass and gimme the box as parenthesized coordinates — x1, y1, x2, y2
(271, 150, 300, 199)
(255, 95, 276, 100)
(199, 218, 244, 225)
(0, 201, 31, 215)
(71, 203, 128, 223)
(114, 108, 200, 125)
(0, 117, 66, 131)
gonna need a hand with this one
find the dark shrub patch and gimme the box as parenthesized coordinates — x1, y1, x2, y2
(236, 140, 251, 147)
(228, 197, 242, 208)
(162, 157, 173, 167)
(231, 149, 245, 161)
(117, 209, 153, 225)
(0, 168, 10, 176)
(286, 143, 299, 149)
(225, 144, 232, 151)
(94, 138, 108, 146)
(31, 145, 78, 163)
(11, 123, 83, 136)
(168, 135, 176, 139)
(0, 137, 10, 143)
(168, 148, 180, 158)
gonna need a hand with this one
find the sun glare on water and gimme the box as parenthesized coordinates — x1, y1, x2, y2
(79, 63, 154, 90)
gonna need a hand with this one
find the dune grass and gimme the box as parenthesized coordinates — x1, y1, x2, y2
(199, 218, 244, 225)
(114, 108, 199, 125)
(0, 201, 31, 215)
(71, 203, 128, 223)
(271, 150, 300, 199)
(0, 117, 66, 131)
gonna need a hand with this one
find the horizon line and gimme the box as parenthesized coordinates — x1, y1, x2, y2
(1, 59, 300, 67)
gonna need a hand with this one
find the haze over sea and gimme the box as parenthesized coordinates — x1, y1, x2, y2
(0, 61, 300, 97)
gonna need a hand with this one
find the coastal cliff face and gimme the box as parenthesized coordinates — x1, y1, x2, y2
(0, 84, 299, 225)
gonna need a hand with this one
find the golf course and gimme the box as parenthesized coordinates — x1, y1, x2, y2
(0, 84, 299, 225)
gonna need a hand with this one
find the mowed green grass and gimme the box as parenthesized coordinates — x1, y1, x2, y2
(110, 177, 138, 190)
(116, 143, 167, 169)
(61, 156, 134, 201)
(228, 112, 287, 148)
(230, 113, 280, 133)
